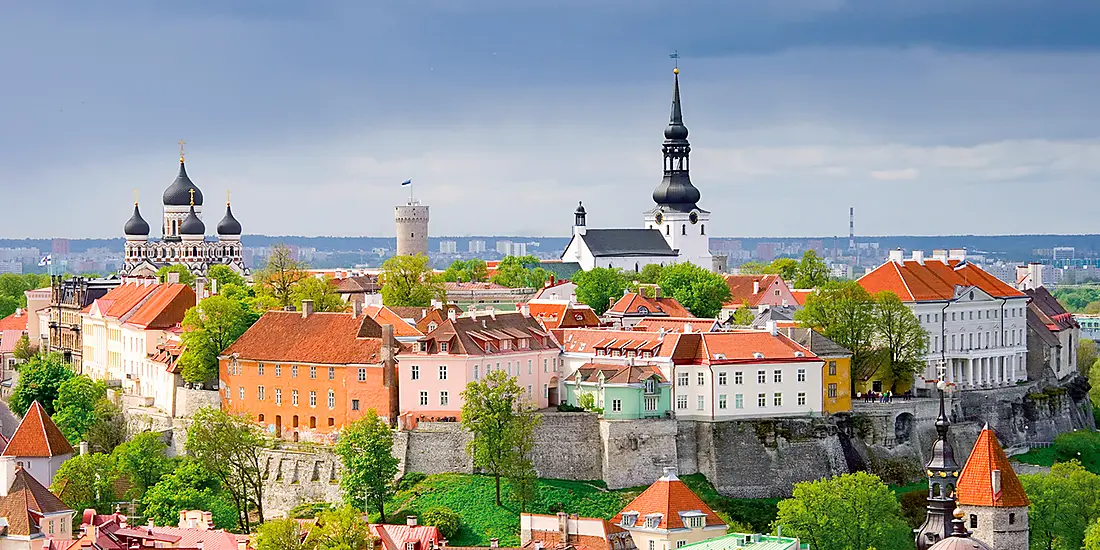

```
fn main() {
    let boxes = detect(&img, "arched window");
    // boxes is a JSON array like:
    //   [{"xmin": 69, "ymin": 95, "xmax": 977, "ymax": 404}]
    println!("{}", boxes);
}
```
[
  {"xmin": 681, "ymin": 224, "xmax": 686, "ymax": 235},
  {"xmin": 665, "ymin": 225, "xmax": 670, "ymax": 235},
  {"xmin": 932, "ymin": 484, "xmax": 941, "ymax": 497},
  {"xmin": 701, "ymin": 224, "xmax": 706, "ymax": 235},
  {"xmin": 635, "ymin": 263, "xmax": 639, "ymax": 273},
  {"xmin": 258, "ymin": 414, "xmax": 265, "ymax": 423}
]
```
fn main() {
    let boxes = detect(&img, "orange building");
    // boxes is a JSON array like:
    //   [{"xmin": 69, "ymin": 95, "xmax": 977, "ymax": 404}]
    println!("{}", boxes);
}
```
[{"xmin": 219, "ymin": 301, "xmax": 399, "ymax": 443}]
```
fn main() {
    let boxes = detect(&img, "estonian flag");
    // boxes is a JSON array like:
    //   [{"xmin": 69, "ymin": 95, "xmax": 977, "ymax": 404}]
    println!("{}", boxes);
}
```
[{"xmin": 401, "ymin": 179, "xmax": 412, "ymax": 186}]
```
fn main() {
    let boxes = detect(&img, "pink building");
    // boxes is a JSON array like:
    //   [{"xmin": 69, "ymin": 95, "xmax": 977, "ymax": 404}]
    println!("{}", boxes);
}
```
[{"xmin": 397, "ymin": 310, "xmax": 563, "ymax": 422}]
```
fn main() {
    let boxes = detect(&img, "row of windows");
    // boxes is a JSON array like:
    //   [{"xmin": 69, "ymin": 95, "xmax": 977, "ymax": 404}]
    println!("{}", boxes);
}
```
[
  {"xmin": 227, "ymin": 363, "xmax": 371, "ymax": 382},
  {"xmin": 920, "ymin": 306, "xmax": 1026, "ymax": 325},
  {"xmin": 255, "ymin": 414, "xmax": 348, "ymax": 429},
  {"xmin": 419, "ymin": 391, "xmax": 449, "ymax": 407},
  {"xmin": 676, "ymin": 392, "xmax": 808, "ymax": 410},
  {"xmin": 934, "ymin": 329, "xmax": 1024, "ymax": 352},
  {"xmin": 409, "ymin": 359, "xmax": 560, "ymax": 382},
  {"xmin": 230, "ymin": 387, "xmax": 337, "ymax": 409},
  {"xmin": 677, "ymin": 368, "xmax": 808, "ymax": 386}
]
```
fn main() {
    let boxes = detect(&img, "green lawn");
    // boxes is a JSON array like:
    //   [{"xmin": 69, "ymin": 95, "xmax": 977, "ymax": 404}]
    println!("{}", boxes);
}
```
[{"xmin": 1013, "ymin": 446, "xmax": 1059, "ymax": 468}]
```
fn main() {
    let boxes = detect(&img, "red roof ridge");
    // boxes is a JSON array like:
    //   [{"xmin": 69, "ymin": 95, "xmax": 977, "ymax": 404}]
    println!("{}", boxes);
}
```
[
  {"xmin": 2, "ymin": 401, "xmax": 75, "ymax": 458},
  {"xmin": 956, "ymin": 426, "xmax": 1029, "ymax": 508}
]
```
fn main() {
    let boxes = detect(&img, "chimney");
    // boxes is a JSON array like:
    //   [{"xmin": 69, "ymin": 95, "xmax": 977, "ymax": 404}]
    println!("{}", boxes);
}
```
[
  {"xmin": 79, "ymin": 441, "xmax": 89, "ymax": 455},
  {"xmin": 932, "ymin": 249, "xmax": 948, "ymax": 261},
  {"xmin": 148, "ymin": 519, "xmax": 155, "ymax": 527},
  {"xmin": 753, "ymin": 280, "xmax": 760, "ymax": 295},
  {"xmin": 911, "ymin": 250, "xmax": 924, "ymax": 264},
  {"xmin": 488, "ymin": 306, "xmax": 496, "ymax": 320},
  {"xmin": 447, "ymin": 308, "xmax": 457, "ymax": 321},
  {"xmin": 557, "ymin": 512, "xmax": 569, "ymax": 544},
  {"xmin": 195, "ymin": 278, "xmax": 206, "ymax": 299},
  {"xmin": 521, "ymin": 304, "xmax": 531, "ymax": 318},
  {"xmin": 431, "ymin": 299, "xmax": 443, "ymax": 309},
  {"xmin": 1029, "ymin": 263, "xmax": 1044, "ymax": 289},
  {"xmin": 353, "ymin": 300, "xmax": 363, "ymax": 318},
  {"xmin": 490, "ymin": 540, "xmax": 499, "ymax": 549},
  {"xmin": 609, "ymin": 296, "xmax": 616, "ymax": 308},
  {"xmin": 211, "ymin": 278, "xmax": 218, "ymax": 295},
  {"xmin": 0, "ymin": 456, "xmax": 15, "ymax": 497},
  {"xmin": 888, "ymin": 248, "xmax": 904, "ymax": 263},
  {"xmin": 301, "ymin": 300, "xmax": 315, "ymax": 318},
  {"xmin": 949, "ymin": 248, "xmax": 967, "ymax": 261},
  {"xmin": 663, "ymin": 466, "xmax": 678, "ymax": 480},
  {"xmin": 202, "ymin": 511, "xmax": 212, "ymax": 528},
  {"xmin": 766, "ymin": 320, "xmax": 777, "ymax": 336},
  {"xmin": 179, "ymin": 510, "xmax": 187, "ymax": 526},
  {"xmin": 683, "ymin": 323, "xmax": 692, "ymax": 334},
  {"xmin": 407, "ymin": 515, "xmax": 418, "ymax": 527},
  {"xmin": 382, "ymin": 324, "xmax": 399, "ymax": 427},
  {"xmin": 991, "ymin": 469, "xmax": 1002, "ymax": 497},
  {"xmin": 166, "ymin": 271, "xmax": 181, "ymax": 284}
]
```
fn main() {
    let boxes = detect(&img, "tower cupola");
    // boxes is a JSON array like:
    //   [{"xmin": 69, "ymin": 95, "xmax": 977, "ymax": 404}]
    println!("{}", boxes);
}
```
[
  {"xmin": 217, "ymin": 196, "xmax": 243, "ymax": 237},
  {"xmin": 651, "ymin": 68, "xmax": 701, "ymax": 213},
  {"xmin": 915, "ymin": 381, "xmax": 961, "ymax": 550},
  {"xmin": 124, "ymin": 203, "xmax": 150, "ymax": 238}
]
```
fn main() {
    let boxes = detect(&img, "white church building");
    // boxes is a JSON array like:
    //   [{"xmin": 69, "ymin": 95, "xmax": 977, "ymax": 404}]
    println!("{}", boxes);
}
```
[{"xmin": 562, "ymin": 68, "xmax": 713, "ymax": 273}]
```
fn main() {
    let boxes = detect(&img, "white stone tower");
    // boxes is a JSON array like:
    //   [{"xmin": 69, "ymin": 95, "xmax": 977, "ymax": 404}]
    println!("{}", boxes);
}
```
[
  {"xmin": 956, "ymin": 425, "xmax": 1029, "ymax": 550},
  {"xmin": 395, "ymin": 198, "xmax": 429, "ymax": 256}
]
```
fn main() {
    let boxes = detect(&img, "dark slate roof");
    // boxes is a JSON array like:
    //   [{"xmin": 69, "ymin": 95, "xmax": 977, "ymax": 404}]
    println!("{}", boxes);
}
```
[
  {"xmin": 1025, "ymin": 287, "xmax": 1078, "ymax": 331},
  {"xmin": 782, "ymin": 327, "xmax": 852, "ymax": 358},
  {"xmin": 163, "ymin": 161, "xmax": 203, "ymax": 206},
  {"xmin": 580, "ymin": 229, "xmax": 677, "ymax": 257},
  {"xmin": 180, "ymin": 206, "xmax": 205, "ymax": 235},
  {"xmin": 217, "ymin": 204, "xmax": 242, "ymax": 235},
  {"xmin": 751, "ymin": 305, "xmax": 797, "ymax": 326},
  {"xmin": 123, "ymin": 204, "xmax": 150, "ymax": 236},
  {"xmin": 1026, "ymin": 307, "xmax": 1062, "ymax": 348}
]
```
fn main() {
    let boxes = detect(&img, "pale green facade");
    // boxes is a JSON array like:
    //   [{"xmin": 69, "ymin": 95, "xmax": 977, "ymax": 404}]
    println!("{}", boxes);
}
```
[{"xmin": 565, "ymin": 379, "xmax": 671, "ymax": 420}]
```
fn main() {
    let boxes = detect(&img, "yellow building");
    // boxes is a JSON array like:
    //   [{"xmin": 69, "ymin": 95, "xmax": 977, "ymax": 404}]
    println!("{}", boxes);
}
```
[
  {"xmin": 611, "ymin": 468, "xmax": 727, "ymax": 550},
  {"xmin": 784, "ymin": 328, "xmax": 852, "ymax": 414}
]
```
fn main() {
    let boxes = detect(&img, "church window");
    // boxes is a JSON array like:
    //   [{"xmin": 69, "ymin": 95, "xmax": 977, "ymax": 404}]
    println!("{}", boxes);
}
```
[
  {"xmin": 701, "ymin": 224, "xmax": 705, "ymax": 235},
  {"xmin": 681, "ymin": 224, "xmax": 686, "ymax": 235},
  {"xmin": 666, "ymin": 225, "xmax": 670, "ymax": 235},
  {"xmin": 635, "ymin": 263, "xmax": 639, "ymax": 272},
  {"xmin": 1009, "ymin": 513, "xmax": 1015, "ymax": 524},
  {"xmin": 969, "ymin": 515, "xmax": 978, "ymax": 529}
]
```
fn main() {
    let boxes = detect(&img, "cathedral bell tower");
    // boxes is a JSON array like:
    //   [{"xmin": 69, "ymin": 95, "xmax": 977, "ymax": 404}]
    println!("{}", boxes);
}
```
[
  {"xmin": 915, "ymin": 380, "xmax": 961, "ymax": 549},
  {"xmin": 643, "ymin": 67, "xmax": 712, "ymax": 270}
]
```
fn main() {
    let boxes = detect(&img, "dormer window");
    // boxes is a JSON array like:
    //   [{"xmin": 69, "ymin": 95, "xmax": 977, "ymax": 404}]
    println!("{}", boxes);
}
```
[
  {"xmin": 645, "ymin": 378, "xmax": 657, "ymax": 394},
  {"xmin": 519, "ymin": 338, "xmax": 529, "ymax": 349},
  {"xmin": 644, "ymin": 514, "xmax": 662, "ymax": 529},
  {"xmin": 427, "ymin": 322, "xmax": 437, "ymax": 332},
  {"xmin": 406, "ymin": 542, "xmax": 417, "ymax": 550},
  {"xmin": 637, "ymin": 306, "xmax": 650, "ymax": 314},
  {"xmin": 621, "ymin": 513, "xmax": 638, "ymax": 527},
  {"xmin": 501, "ymin": 340, "xmax": 511, "ymax": 350},
  {"xmin": 419, "ymin": 342, "xmax": 429, "ymax": 353},
  {"xmin": 440, "ymin": 341, "xmax": 449, "ymax": 353}
]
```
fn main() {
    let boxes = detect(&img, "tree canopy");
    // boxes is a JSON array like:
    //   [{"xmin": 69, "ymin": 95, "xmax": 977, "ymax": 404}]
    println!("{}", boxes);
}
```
[
  {"xmin": 255, "ymin": 244, "xmax": 308, "ymax": 308},
  {"xmin": 461, "ymin": 368, "xmax": 541, "ymax": 506},
  {"xmin": 113, "ymin": 431, "xmax": 174, "ymax": 497},
  {"xmin": 254, "ymin": 518, "xmax": 312, "ymax": 550},
  {"xmin": 10, "ymin": 353, "xmax": 74, "ymax": 416},
  {"xmin": 53, "ymin": 375, "xmax": 107, "ymax": 444},
  {"xmin": 871, "ymin": 291, "xmax": 929, "ymax": 392},
  {"xmin": 155, "ymin": 264, "xmax": 196, "ymax": 287},
  {"xmin": 50, "ymin": 452, "xmax": 119, "ymax": 514},
  {"xmin": 441, "ymin": 259, "xmax": 489, "ymax": 283},
  {"xmin": 334, "ymin": 410, "xmax": 399, "ymax": 521},
  {"xmin": 179, "ymin": 293, "xmax": 260, "ymax": 384},
  {"xmin": 0, "ymin": 273, "xmax": 49, "ymax": 318},
  {"xmin": 186, "ymin": 407, "xmax": 266, "ymax": 532},
  {"xmin": 1022, "ymin": 460, "xmax": 1100, "ymax": 550},
  {"xmin": 207, "ymin": 265, "xmax": 248, "ymax": 290},
  {"xmin": 574, "ymin": 268, "xmax": 627, "ymax": 315},
  {"xmin": 657, "ymin": 263, "xmax": 732, "ymax": 318},
  {"xmin": 793, "ymin": 250, "xmax": 830, "ymax": 289},
  {"xmin": 774, "ymin": 471, "xmax": 911, "ymax": 550},
  {"xmin": 796, "ymin": 281, "xmax": 878, "ymax": 384},
  {"xmin": 304, "ymin": 506, "xmax": 375, "ymax": 550},
  {"xmin": 143, "ymin": 460, "xmax": 238, "ymax": 529},
  {"xmin": 380, "ymin": 254, "xmax": 444, "ymax": 307},
  {"xmin": 290, "ymin": 275, "xmax": 347, "ymax": 313},
  {"xmin": 491, "ymin": 256, "xmax": 550, "ymax": 289}
]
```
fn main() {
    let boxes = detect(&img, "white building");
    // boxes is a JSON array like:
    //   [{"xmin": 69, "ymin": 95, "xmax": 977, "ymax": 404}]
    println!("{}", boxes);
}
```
[
  {"xmin": 82, "ymin": 279, "xmax": 196, "ymax": 413},
  {"xmin": 859, "ymin": 250, "xmax": 1029, "ymax": 393},
  {"xmin": 438, "ymin": 240, "xmax": 458, "ymax": 254},
  {"xmin": 561, "ymin": 69, "xmax": 712, "ymax": 274},
  {"xmin": 0, "ymin": 401, "xmax": 74, "ymax": 489},
  {"xmin": 468, "ymin": 240, "xmax": 487, "ymax": 254}
]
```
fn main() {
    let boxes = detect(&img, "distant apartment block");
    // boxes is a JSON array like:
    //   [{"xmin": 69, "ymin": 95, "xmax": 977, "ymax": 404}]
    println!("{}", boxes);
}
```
[
  {"xmin": 468, "ymin": 240, "xmax": 487, "ymax": 254},
  {"xmin": 1052, "ymin": 246, "xmax": 1075, "ymax": 261},
  {"xmin": 439, "ymin": 240, "xmax": 458, "ymax": 254},
  {"xmin": 496, "ymin": 240, "xmax": 526, "ymax": 256},
  {"xmin": 0, "ymin": 262, "xmax": 22, "ymax": 275}
]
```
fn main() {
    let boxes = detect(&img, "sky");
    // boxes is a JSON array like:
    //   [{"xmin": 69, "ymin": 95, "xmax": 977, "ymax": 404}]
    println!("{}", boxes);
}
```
[{"xmin": 2, "ymin": 1, "xmax": 1100, "ymax": 239}]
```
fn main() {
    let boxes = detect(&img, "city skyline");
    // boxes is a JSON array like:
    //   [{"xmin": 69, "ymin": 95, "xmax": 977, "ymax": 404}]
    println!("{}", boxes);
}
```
[{"xmin": 2, "ymin": 1, "xmax": 1100, "ymax": 239}]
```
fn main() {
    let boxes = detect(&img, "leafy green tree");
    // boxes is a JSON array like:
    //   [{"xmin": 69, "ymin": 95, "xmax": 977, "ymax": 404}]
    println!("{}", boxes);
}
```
[
  {"xmin": 794, "ymin": 250, "xmax": 829, "ymax": 289},
  {"xmin": 113, "ymin": 431, "xmax": 174, "ymax": 497},
  {"xmin": 87, "ymin": 398, "xmax": 128, "ymax": 454},
  {"xmin": 441, "ymin": 260, "xmax": 489, "ymax": 283},
  {"xmin": 0, "ymin": 295, "xmax": 19, "ymax": 319},
  {"xmin": 657, "ymin": 263, "xmax": 732, "ymax": 318},
  {"xmin": 156, "ymin": 264, "xmax": 196, "ymax": 287},
  {"xmin": 53, "ymin": 375, "xmax": 107, "ymax": 444},
  {"xmin": 1079, "ymin": 338, "xmax": 1097, "ymax": 376},
  {"xmin": 179, "ymin": 293, "xmax": 260, "ymax": 384},
  {"xmin": 255, "ymin": 244, "xmax": 308, "ymax": 308},
  {"xmin": 738, "ymin": 261, "xmax": 767, "ymax": 275},
  {"xmin": 731, "ymin": 302, "xmax": 755, "ymax": 325},
  {"xmin": 50, "ymin": 452, "xmax": 119, "ymax": 513},
  {"xmin": 254, "ymin": 517, "xmax": 312, "ymax": 550},
  {"xmin": 304, "ymin": 506, "xmax": 375, "ymax": 550},
  {"xmin": 207, "ymin": 264, "xmax": 248, "ymax": 290},
  {"xmin": 767, "ymin": 258, "xmax": 799, "ymax": 281},
  {"xmin": 491, "ymin": 255, "xmax": 549, "ymax": 289},
  {"xmin": 574, "ymin": 268, "xmax": 627, "ymax": 315},
  {"xmin": 636, "ymin": 263, "xmax": 665, "ymax": 284},
  {"xmin": 795, "ymin": 281, "xmax": 876, "ymax": 386},
  {"xmin": 380, "ymin": 255, "xmax": 444, "ymax": 307},
  {"xmin": 509, "ymin": 458, "xmax": 539, "ymax": 512},
  {"xmin": 1021, "ymin": 460, "xmax": 1100, "ymax": 550},
  {"xmin": 774, "ymin": 471, "xmax": 910, "ymax": 550},
  {"xmin": 1086, "ymin": 517, "xmax": 1100, "ymax": 550},
  {"xmin": 290, "ymin": 275, "xmax": 347, "ymax": 313},
  {"xmin": 12, "ymin": 334, "xmax": 36, "ymax": 362},
  {"xmin": 871, "ymin": 292, "xmax": 929, "ymax": 392},
  {"xmin": 421, "ymin": 507, "xmax": 462, "ymax": 540},
  {"xmin": 461, "ymin": 368, "xmax": 542, "ymax": 506},
  {"xmin": 186, "ymin": 407, "xmax": 266, "ymax": 532},
  {"xmin": 334, "ymin": 410, "xmax": 399, "ymax": 521},
  {"xmin": 144, "ymin": 460, "xmax": 238, "ymax": 529},
  {"xmin": 10, "ymin": 353, "xmax": 74, "ymax": 416}
]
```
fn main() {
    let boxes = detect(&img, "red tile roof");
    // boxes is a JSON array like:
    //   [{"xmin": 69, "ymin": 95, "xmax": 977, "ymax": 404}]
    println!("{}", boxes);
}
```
[
  {"xmin": 363, "ymin": 305, "xmax": 424, "ymax": 338},
  {"xmin": 559, "ymin": 329, "xmax": 683, "ymax": 359},
  {"xmin": 413, "ymin": 312, "xmax": 555, "ymax": 356},
  {"xmin": 608, "ymin": 294, "xmax": 693, "ymax": 318},
  {"xmin": 2, "ymin": 401, "xmax": 74, "ymax": 458},
  {"xmin": 0, "ymin": 466, "xmax": 72, "ymax": 536},
  {"xmin": 612, "ymin": 471, "xmax": 724, "ymax": 530},
  {"xmin": 522, "ymin": 514, "xmax": 633, "ymax": 550},
  {"xmin": 790, "ymin": 289, "xmax": 813, "ymax": 307},
  {"xmin": 723, "ymin": 275, "xmax": 784, "ymax": 307},
  {"xmin": 574, "ymin": 363, "xmax": 666, "ymax": 384},
  {"xmin": 634, "ymin": 318, "xmax": 718, "ymax": 333},
  {"xmin": 0, "ymin": 310, "xmax": 29, "ymax": 332},
  {"xmin": 527, "ymin": 301, "xmax": 602, "ymax": 330},
  {"xmin": 691, "ymin": 331, "xmax": 818, "ymax": 364},
  {"xmin": 956, "ymin": 426, "xmax": 1029, "ymax": 508},
  {"xmin": 371, "ymin": 523, "xmax": 442, "ymax": 550},
  {"xmin": 222, "ymin": 311, "xmax": 388, "ymax": 365},
  {"xmin": 858, "ymin": 259, "xmax": 1024, "ymax": 302},
  {"xmin": 89, "ymin": 283, "xmax": 195, "ymax": 329}
]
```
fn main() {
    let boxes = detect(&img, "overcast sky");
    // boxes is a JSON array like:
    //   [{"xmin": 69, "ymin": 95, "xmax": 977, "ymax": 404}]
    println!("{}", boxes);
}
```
[{"xmin": 2, "ymin": 1, "xmax": 1099, "ymax": 239}]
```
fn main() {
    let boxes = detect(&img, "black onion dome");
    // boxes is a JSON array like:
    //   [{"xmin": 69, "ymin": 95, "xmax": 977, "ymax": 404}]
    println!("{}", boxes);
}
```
[
  {"xmin": 180, "ymin": 205, "xmax": 205, "ymax": 235},
  {"xmin": 124, "ymin": 204, "xmax": 150, "ymax": 236},
  {"xmin": 163, "ymin": 161, "xmax": 204, "ymax": 206},
  {"xmin": 575, "ymin": 201, "xmax": 586, "ymax": 215},
  {"xmin": 217, "ymin": 204, "xmax": 242, "ymax": 235}
]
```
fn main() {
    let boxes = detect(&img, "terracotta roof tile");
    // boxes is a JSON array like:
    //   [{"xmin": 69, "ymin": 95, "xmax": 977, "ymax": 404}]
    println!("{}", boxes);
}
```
[
  {"xmin": 608, "ymin": 294, "xmax": 693, "ymax": 318},
  {"xmin": 223, "ymin": 311, "xmax": 386, "ymax": 365},
  {"xmin": 697, "ymin": 332, "xmax": 818, "ymax": 364},
  {"xmin": 370, "ymin": 524, "xmax": 442, "ymax": 550},
  {"xmin": 2, "ymin": 401, "xmax": 74, "ymax": 458},
  {"xmin": 560, "ymin": 329, "xmax": 678, "ymax": 358},
  {"xmin": 634, "ymin": 318, "xmax": 718, "ymax": 333},
  {"xmin": 0, "ymin": 467, "xmax": 72, "ymax": 536},
  {"xmin": 414, "ymin": 312, "xmax": 555, "ymax": 356},
  {"xmin": 859, "ymin": 259, "xmax": 1024, "ymax": 302},
  {"xmin": 790, "ymin": 289, "xmax": 813, "ymax": 307},
  {"xmin": 0, "ymin": 311, "xmax": 29, "ymax": 332},
  {"xmin": 527, "ymin": 301, "xmax": 602, "ymax": 330},
  {"xmin": 124, "ymin": 284, "xmax": 195, "ymax": 329},
  {"xmin": 723, "ymin": 275, "xmax": 784, "ymax": 308},
  {"xmin": 363, "ymin": 305, "xmax": 424, "ymax": 338},
  {"xmin": 956, "ymin": 427, "xmax": 1029, "ymax": 508},
  {"xmin": 613, "ymin": 472, "xmax": 724, "ymax": 530}
]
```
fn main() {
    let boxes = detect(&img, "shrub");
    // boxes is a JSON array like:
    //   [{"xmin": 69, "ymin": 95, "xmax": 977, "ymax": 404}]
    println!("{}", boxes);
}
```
[
  {"xmin": 898, "ymin": 490, "xmax": 928, "ymax": 528},
  {"xmin": 398, "ymin": 472, "xmax": 427, "ymax": 492},
  {"xmin": 556, "ymin": 403, "xmax": 584, "ymax": 413},
  {"xmin": 288, "ymin": 501, "xmax": 336, "ymax": 519},
  {"xmin": 422, "ymin": 507, "xmax": 462, "ymax": 540},
  {"xmin": 1053, "ymin": 430, "xmax": 1100, "ymax": 474}
]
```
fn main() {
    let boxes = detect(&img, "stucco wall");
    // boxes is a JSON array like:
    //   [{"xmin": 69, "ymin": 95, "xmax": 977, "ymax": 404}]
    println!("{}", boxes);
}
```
[
  {"xmin": 260, "ymin": 447, "xmax": 344, "ymax": 518},
  {"xmin": 175, "ymin": 387, "xmax": 221, "ymax": 418}
]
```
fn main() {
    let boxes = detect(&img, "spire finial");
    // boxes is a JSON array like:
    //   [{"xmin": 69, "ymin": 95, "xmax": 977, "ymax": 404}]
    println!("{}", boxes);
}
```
[
  {"xmin": 670, "ymin": 50, "xmax": 679, "ymax": 72},
  {"xmin": 227, "ymin": 189, "xmax": 231, "ymax": 206},
  {"xmin": 178, "ymin": 139, "xmax": 186, "ymax": 163},
  {"xmin": 189, "ymin": 188, "xmax": 195, "ymax": 206},
  {"xmin": 133, "ymin": 189, "xmax": 139, "ymax": 206}
]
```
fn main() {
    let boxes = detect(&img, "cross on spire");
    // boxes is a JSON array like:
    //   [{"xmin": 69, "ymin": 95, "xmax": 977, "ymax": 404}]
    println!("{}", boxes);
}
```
[
  {"xmin": 178, "ymin": 139, "xmax": 186, "ymax": 162},
  {"xmin": 133, "ymin": 189, "xmax": 139, "ymax": 206},
  {"xmin": 189, "ymin": 188, "xmax": 195, "ymax": 206},
  {"xmin": 227, "ymin": 189, "xmax": 231, "ymax": 206},
  {"xmin": 670, "ymin": 50, "xmax": 679, "ymax": 70}
]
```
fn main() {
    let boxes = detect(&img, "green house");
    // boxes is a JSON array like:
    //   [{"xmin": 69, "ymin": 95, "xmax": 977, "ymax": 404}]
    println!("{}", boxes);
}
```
[{"xmin": 565, "ymin": 362, "xmax": 671, "ymax": 419}]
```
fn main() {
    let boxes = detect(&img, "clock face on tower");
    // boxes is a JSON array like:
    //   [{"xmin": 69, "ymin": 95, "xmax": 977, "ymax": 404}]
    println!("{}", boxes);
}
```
[
  {"xmin": 689, "ymin": 211, "xmax": 699, "ymax": 224},
  {"xmin": 654, "ymin": 212, "xmax": 664, "ymax": 225}
]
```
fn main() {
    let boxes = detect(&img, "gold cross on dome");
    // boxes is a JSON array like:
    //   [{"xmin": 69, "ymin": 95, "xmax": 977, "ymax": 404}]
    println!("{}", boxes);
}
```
[
  {"xmin": 178, "ymin": 139, "xmax": 186, "ymax": 162},
  {"xmin": 133, "ymin": 189, "xmax": 139, "ymax": 206},
  {"xmin": 189, "ymin": 188, "xmax": 195, "ymax": 206},
  {"xmin": 227, "ymin": 189, "xmax": 231, "ymax": 205}
]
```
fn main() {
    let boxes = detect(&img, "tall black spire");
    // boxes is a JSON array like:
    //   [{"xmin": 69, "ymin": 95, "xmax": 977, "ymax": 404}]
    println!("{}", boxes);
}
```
[
  {"xmin": 915, "ymin": 382, "xmax": 961, "ymax": 550},
  {"xmin": 651, "ymin": 68, "xmax": 701, "ymax": 213}
]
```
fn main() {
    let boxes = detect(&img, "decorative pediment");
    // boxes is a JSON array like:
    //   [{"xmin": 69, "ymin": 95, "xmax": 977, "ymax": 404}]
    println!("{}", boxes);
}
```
[{"xmin": 953, "ymin": 285, "xmax": 995, "ymax": 302}]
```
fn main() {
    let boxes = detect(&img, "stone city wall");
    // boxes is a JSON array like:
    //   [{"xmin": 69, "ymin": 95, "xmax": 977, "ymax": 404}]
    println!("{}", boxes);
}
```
[
  {"xmin": 261, "ymin": 447, "xmax": 344, "ymax": 518},
  {"xmin": 175, "ymin": 388, "xmax": 222, "ymax": 418}
]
